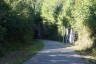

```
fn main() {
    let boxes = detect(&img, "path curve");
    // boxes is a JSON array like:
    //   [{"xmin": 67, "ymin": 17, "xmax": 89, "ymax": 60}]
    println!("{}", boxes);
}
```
[{"xmin": 23, "ymin": 40, "xmax": 86, "ymax": 64}]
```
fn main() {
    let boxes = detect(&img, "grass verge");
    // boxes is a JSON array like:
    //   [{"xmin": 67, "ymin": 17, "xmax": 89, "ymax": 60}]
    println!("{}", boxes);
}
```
[
  {"xmin": 0, "ymin": 40, "xmax": 44, "ymax": 64},
  {"xmin": 75, "ymin": 49, "xmax": 96, "ymax": 64}
]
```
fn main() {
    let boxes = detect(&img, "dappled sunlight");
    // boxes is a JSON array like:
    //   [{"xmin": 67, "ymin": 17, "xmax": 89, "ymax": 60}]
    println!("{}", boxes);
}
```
[
  {"xmin": 49, "ymin": 59, "xmax": 67, "ymax": 62},
  {"xmin": 48, "ymin": 59, "xmax": 85, "ymax": 64},
  {"xmin": 49, "ymin": 54, "xmax": 81, "ymax": 58},
  {"xmin": 39, "ymin": 47, "xmax": 73, "ymax": 53},
  {"xmin": 1, "ymin": 0, "xmax": 96, "ymax": 64},
  {"xmin": 23, "ymin": 40, "xmax": 86, "ymax": 64}
]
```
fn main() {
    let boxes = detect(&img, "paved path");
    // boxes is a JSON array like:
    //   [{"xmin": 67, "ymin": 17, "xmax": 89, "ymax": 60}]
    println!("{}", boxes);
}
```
[{"xmin": 23, "ymin": 40, "xmax": 86, "ymax": 64}]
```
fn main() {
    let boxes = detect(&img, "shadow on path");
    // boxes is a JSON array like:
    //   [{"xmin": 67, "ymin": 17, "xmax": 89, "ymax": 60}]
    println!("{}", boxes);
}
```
[{"xmin": 23, "ymin": 40, "xmax": 86, "ymax": 64}]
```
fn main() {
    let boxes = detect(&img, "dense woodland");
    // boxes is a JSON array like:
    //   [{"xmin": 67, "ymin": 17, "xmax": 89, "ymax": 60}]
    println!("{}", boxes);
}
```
[{"xmin": 0, "ymin": 0, "xmax": 96, "ymax": 58}]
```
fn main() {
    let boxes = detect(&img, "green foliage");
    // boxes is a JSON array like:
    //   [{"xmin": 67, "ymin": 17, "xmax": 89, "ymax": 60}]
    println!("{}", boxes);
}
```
[
  {"xmin": 0, "ymin": 40, "xmax": 44, "ymax": 64},
  {"xmin": 43, "ymin": 23, "xmax": 59, "ymax": 40},
  {"xmin": 0, "ymin": 0, "xmax": 36, "ymax": 55},
  {"xmin": 0, "ymin": 0, "xmax": 96, "ymax": 56},
  {"xmin": 40, "ymin": 0, "xmax": 96, "ymax": 50},
  {"xmin": 41, "ymin": 0, "xmax": 59, "ymax": 23}
]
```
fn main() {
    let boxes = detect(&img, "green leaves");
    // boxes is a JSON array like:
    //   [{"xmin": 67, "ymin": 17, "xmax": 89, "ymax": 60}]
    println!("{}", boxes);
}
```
[{"xmin": 0, "ymin": 0, "xmax": 96, "ymax": 50}]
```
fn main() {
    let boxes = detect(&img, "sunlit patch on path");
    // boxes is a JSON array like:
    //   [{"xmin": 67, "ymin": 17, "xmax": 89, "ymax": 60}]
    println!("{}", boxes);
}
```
[{"xmin": 23, "ymin": 40, "xmax": 86, "ymax": 64}]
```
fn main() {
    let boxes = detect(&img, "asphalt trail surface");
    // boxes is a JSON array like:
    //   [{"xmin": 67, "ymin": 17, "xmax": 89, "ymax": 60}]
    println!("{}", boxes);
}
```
[{"xmin": 23, "ymin": 40, "xmax": 86, "ymax": 64}]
